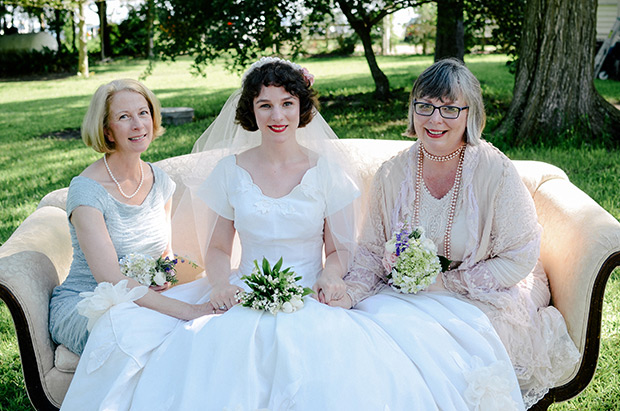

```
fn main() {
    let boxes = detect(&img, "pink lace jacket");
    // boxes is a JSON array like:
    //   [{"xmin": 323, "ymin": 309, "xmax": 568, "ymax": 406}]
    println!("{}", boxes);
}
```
[
  {"xmin": 345, "ymin": 141, "xmax": 580, "ymax": 408},
  {"xmin": 346, "ymin": 141, "xmax": 541, "ymax": 304}
]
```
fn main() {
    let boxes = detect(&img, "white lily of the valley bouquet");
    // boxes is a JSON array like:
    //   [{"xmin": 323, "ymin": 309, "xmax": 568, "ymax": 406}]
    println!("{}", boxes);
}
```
[
  {"xmin": 383, "ymin": 226, "xmax": 450, "ymax": 294},
  {"xmin": 239, "ymin": 257, "xmax": 314, "ymax": 315}
]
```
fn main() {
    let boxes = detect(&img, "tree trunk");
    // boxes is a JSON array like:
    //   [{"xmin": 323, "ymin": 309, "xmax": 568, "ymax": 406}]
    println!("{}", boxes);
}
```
[
  {"xmin": 335, "ymin": 0, "xmax": 391, "ymax": 100},
  {"xmin": 72, "ymin": 12, "xmax": 77, "ymax": 52},
  {"xmin": 146, "ymin": 0, "xmax": 155, "ymax": 58},
  {"xmin": 382, "ymin": 15, "xmax": 391, "ymax": 56},
  {"xmin": 96, "ymin": 0, "xmax": 110, "ymax": 59},
  {"xmin": 77, "ymin": 1, "xmax": 89, "ymax": 77},
  {"xmin": 434, "ymin": 0, "xmax": 464, "ymax": 62},
  {"xmin": 496, "ymin": 0, "xmax": 620, "ymax": 146},
  {"xmin": 53, "ymin": 9, "xmax": 62, "ymax": 52},
  {"xmin": 358, "ymin": 26, "xmax": 391, "ymax": 99}
]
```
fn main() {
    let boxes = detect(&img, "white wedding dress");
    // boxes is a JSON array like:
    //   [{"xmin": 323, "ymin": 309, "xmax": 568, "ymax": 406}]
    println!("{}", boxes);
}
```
[{"xmin": 61, "ymin": 155, "xmax": 524, "ymax": 411}]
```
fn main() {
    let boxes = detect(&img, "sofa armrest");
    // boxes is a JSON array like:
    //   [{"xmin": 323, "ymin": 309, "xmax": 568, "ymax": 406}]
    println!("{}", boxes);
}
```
[
  {"xmin": 533, "ymin": 177, "xmax": 620, "ymax": 403},
  {"xmin": 0, "ymin": 206, "xmax": 73, "ymax": 409}
]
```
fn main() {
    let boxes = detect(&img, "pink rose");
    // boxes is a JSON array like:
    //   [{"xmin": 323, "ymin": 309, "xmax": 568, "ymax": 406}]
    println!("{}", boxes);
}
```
[
  {"xmin": 300, "ymin": 67, "xmax": 315, "ymax": 87},
  {"xmin": 382, "ymin": 251, "xmax": 398, "ymax": 273}
]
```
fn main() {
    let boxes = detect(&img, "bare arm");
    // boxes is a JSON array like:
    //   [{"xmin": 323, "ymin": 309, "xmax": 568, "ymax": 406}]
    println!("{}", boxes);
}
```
[
  {"xmin": 314, "ymin": 219, "xmax": 350, "ymax": 305},
  {"xmin": 72, "ymin": 206, "xmax": 214, "ymax": 320},
  {"xmin": 204, "ymin": 215, "xmax": 243, "ymax": 310}
]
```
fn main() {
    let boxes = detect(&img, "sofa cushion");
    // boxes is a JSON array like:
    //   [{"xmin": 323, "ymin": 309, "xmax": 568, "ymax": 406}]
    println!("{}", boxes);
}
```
[{"xmin": 54, "ymin": 344, "xmax": 79, "ymax": 373}]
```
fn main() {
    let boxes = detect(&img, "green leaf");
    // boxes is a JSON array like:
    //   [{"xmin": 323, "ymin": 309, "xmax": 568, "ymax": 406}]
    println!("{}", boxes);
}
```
[
  {"xmin": 262, "ymin": 257, "xmax": 271, "ymax": 275},
  {"xmin": 273, "ymin": 257, "xmax": 283, "ymax": 273},
  {"xmin": 438, "ymin": 255, "xmax": 452, "ymax": 272}
]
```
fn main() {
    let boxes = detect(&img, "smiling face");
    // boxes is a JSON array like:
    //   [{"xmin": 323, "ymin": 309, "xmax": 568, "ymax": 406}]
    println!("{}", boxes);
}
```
[
  {"xmin": 253, "ymin": 85, "xmax": 300, "ymax": 144},
  {"xmin": 412, "ymin": 96, "xmax": 468, "ymax": 155},
  {"xmin": 104, "ymin": 89, "xmax": 154, "ymax": 155}
]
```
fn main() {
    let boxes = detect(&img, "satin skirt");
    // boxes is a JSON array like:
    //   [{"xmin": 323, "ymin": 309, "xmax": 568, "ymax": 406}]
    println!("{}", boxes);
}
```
[{"xmin": 61, "ymin": 278, "xmax": 524, "ymax": 411}]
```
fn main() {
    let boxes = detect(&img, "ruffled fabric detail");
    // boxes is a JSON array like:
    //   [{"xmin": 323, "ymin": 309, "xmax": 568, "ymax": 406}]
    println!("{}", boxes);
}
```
[
  {"xmin": 463, "ymin": 357, "xmax": 520, "ymax": 411},
  {"xmin": 77, "ymin": 280, "xmax": 148, "ymax": 331}
]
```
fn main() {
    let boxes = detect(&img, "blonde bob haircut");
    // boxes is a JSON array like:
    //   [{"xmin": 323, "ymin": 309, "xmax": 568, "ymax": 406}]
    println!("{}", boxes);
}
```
[
  {"xmin": 405, "ymin": 58, "xmax": 486, "ymax": 145},
  {"xmin": 81, "ymin": 79, "xmax": 164, "ymax": 153}
]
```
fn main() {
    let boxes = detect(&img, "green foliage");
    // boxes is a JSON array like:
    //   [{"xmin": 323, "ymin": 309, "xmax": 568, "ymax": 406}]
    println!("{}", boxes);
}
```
[
  {"xmin": 465, "ymin": 0, "xmax": 525, "ymax": 62},
  {"xmin": 0, "ymin": 46, "xmax": 76, "ymax": 77},
  {"xmin": 153, "ymin": 0, "xmax": 305, "ymax": 74},
  {"xmin": 109, "ymin": 4, "xmax": 149, "ymax": 58},
  {"xmin": 403, "ymin": 3, "xmax": 437, "ymax": 55}
]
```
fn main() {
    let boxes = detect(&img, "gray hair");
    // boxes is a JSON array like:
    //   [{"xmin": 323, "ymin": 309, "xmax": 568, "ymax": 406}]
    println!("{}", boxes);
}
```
[{"xmin": 405, "ymin": 58, "xmax": 485, "ymax": 145}]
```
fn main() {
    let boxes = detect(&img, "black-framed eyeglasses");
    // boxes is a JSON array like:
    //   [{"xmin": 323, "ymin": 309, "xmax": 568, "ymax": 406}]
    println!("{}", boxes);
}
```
[{"xmin": 413, "ymin": 101, "xmax": 469, "ymax": 119}]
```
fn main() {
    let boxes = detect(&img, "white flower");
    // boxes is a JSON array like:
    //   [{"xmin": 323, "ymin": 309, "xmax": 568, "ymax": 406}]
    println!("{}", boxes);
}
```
[
  {"xmin": 385, "ymin": 238, "xmax": 397, "ymax": 254},
  {"xmin": 281, "ymin": 301, "xmax": 294, "ymax": 313},
  {"xmin": 290, "ymin": 295, "xmax": 304, "ymax": 309},
  {"xmin": 152, "ymin": 270, "xmax": 166, "ymax": 286},
  {"xmin": 421, "ymin": 237, "xmax": 438, "ymax": 253}
]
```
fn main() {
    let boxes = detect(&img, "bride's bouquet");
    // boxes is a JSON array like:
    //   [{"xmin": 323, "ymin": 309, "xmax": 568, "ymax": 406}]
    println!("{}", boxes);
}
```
[
  {"xmin": 239, "ymin": 257, "xmax": 314, "ymax": 315},
  {"xmin": 119, "ymin": 253, "xmax": 178, "ymax": 287},
  {"xmin": 383, "ymin": 226, "xmax": 450, "ymax": 294}
]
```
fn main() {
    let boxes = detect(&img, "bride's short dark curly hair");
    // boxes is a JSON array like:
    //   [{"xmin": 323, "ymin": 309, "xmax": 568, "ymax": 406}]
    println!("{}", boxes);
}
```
[{"xmin": 236, "ymin": 60, "xmax": 318, "ymax": 131}]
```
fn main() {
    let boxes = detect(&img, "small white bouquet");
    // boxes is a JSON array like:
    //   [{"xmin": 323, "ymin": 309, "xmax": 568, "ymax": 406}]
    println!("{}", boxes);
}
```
[
  {"xmin": 119, "ymin": 253, "xmax": 178, "ymax": 287},
  {"xmin": 383, "ymin": 226, "xmax": 450, "ymax": 294},
  {"xmin": 239, "ymin": 257, "xmax": 314, "ymax": 315}
]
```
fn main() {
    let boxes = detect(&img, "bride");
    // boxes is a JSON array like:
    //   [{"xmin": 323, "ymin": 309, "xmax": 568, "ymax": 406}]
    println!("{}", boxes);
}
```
[{"xmin": 61, "ymin": 58, "xmax": 524, "ymax": 410}]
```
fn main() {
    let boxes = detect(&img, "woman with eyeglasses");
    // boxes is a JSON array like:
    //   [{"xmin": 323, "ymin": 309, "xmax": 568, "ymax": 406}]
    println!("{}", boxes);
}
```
[{"xmin": 334, "ymin": 58, "xmax": 580, "ymax": 409}]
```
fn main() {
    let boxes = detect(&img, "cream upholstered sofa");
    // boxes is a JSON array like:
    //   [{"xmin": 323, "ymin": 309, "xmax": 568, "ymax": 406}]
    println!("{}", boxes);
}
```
[{"xmin": 1, "ymin": 139, "xmax": 619, "ymax": 410}]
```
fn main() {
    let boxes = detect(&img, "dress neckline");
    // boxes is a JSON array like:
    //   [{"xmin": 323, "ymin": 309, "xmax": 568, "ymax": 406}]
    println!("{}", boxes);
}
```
[
  {"xmin": 422, "ymin": 179, "xmax": 454, "ymax": 201},
  {"xmin": 76, "ymin": 163, "xmax": 156, "ymax": 207},
  {"xmin": 233, "ymin": 155, "xmax": 319, "ymax": 200}
]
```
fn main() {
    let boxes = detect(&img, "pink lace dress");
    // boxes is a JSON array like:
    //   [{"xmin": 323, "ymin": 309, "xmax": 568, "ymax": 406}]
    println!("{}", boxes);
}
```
[{"xmin": 346, "ymin": 141, "xmax": 580, "ymax": 409}]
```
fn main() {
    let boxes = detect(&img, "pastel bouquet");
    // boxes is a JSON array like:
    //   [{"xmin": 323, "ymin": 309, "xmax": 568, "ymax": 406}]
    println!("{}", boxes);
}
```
[
  {"xmin": 383, "ymin": 226, "xmax": 450, "ymax": 294},
  {"xmin": 239, "ymin": 257, "xmax": 314, "ymax": 315},
  {"xmin": 119, "ymin": 253, "xmax": 178, "ymax": 287}
]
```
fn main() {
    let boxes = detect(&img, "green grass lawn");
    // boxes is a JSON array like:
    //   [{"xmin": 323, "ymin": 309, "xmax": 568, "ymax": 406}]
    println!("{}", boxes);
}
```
[{"xmin": 1, "ymin": 54, "xmax": 619, "ymax": 410}]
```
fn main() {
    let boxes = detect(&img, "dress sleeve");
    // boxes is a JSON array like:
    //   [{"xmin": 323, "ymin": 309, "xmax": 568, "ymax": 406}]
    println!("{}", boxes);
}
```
[
  {"xmin": 319, "ymin": 157, "xmax": 361, "ymax": 217},
  {"xmin": 152, "ymin": 164, "xmax": 176, "ymax": 203},
  {"xmin": 197, "ymin": 156, "xmax": 234, "ymax": 220},
  {"xmin": 66, "ymin": 177, "xmax": 107, "ymax": 220},
  {"xmin": 443, "ymin": 159, "xmax": 541, "ymax": 300},
  {"xmin": 344, "ymin": 168, "xmax": 390, "ymax": 306}
]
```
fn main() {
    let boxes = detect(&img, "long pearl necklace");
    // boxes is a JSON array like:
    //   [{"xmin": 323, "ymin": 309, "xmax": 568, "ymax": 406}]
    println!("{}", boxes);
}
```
[
  {"xmin": 413, "ymin": 143, "xmax": 466, "ymax": 260},
  {"xmin": 103, "ymin": 154, "xmax": 144, "ymax": 199}
]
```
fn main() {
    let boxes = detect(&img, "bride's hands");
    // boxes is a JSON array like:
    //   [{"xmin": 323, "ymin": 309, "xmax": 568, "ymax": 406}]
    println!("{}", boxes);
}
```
[
  {"xmin": 313, "ymin": 272, "xmax": 347, "ymax": 306},
  {"xmin": 210, "ymin": 283, "xmax": 243, "ymax": 312},
  {"xmin": 328, "ymin": 293, "xmax": 352, "ymax": 309}
]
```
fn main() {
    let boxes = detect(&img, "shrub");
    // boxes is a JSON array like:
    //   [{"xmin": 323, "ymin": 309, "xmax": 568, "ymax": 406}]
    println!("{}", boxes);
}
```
[{"xmin": 0, "ymin": 46, "xmax": 77, "ymax": 77}]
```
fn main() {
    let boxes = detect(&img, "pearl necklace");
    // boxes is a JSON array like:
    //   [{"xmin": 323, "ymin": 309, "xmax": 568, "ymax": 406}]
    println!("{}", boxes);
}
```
[
  {"xmin": 103, "ymin": 154, "xmax": 144, "ymax": 199},
  {"xmin": 413, "ymin": 144, "xmax": 466, "ymax": 260},
  {"xmin": 421, "ymin": 143, "xmax": 465, "ymax": 162}
]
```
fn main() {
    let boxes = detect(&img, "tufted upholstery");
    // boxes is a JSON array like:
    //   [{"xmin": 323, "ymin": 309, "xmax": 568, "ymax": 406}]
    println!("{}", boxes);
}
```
[{"xmin": 1, "ymin": 139, "xmax": 619, "ymax": 410}]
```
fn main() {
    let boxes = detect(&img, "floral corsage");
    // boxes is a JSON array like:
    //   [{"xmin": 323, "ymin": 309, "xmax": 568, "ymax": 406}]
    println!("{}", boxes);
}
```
[
  {"xmin": 239, "ymin": 257, "xmax": 314, "ymax": 315},
  {"xmin": 119, "ymin": 253, "xmax": 178, "ymax": 287},
  {"xmin": 383, "ymin": 226, "xmax": 450, "ymax": 294}
]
